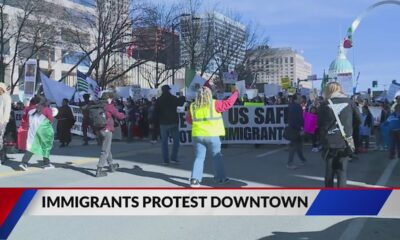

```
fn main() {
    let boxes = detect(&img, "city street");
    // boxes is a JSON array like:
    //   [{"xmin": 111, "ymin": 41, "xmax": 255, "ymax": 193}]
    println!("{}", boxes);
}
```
[{"xmin": 1, "ymin": 137, "xmax": 399, "ymax": 240}]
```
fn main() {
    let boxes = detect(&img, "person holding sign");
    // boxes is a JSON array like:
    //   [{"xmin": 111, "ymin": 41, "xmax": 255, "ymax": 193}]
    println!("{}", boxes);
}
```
[{"xmin": 187, "ymin": 86, "xmax": 239, "ymax": 187}]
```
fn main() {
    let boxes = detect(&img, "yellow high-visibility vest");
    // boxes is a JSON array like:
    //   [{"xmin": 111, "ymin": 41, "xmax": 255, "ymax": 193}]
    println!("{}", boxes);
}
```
[{"xmin": 190, "ymin": 100, "xmax": 225, "ymax": 137}]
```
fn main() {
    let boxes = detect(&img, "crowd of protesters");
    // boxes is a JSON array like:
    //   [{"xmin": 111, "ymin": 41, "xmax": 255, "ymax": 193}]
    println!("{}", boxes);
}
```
[{"xmin": 1, "ymin": 80, "xmax": 400, "ymax": 187}]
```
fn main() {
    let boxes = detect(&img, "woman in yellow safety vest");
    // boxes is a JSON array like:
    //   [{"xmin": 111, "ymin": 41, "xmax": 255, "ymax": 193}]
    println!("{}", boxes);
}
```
[{"xmin": 187, "ymin": 86, "xmax": 239, "ymax": 187}]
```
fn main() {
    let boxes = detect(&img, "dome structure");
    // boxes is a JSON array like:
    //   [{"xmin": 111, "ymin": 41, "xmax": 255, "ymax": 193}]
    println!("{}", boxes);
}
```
[{"xmin": 328, "ymin": 44, "xmax": 353, "ymax": 77}]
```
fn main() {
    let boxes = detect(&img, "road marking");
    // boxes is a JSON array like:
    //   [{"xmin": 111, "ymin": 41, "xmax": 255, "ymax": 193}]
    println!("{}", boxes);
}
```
[
  {"xmin": 338, "ymin": 157, "xmax": 399, "ymax": 240},
  {"xmin": 256, "ymin": 147, "xmax": 287, "ymax": 158},
  {"xmin": 0, "ymin": 147, "xmax": 159, "ymax": 179}
]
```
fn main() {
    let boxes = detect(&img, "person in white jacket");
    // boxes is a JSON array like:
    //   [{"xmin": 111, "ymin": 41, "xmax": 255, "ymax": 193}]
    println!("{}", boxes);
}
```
[{"xmin": 0, "ymin": 83, "xmax": 11, "ymax": 164}]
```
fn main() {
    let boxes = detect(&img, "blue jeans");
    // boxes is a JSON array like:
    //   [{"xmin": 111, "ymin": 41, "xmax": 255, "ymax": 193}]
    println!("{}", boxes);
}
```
[
  {"xmin": 160, "ymin": 124, "xmax": 180, "ymax": 163},
  {"xmin": 191, "ymin": 136, "xmax": 226, "ymax": 182}
]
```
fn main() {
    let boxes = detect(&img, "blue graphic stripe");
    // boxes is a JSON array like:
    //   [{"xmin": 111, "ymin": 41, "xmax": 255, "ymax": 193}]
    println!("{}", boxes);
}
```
[
  {"xmin": 0, "ymin": 190, "xmax": 37, "ymax": 240},
  {"xmin": 306, "ymin": 189, "xmax": 392, "ymax": 216}
]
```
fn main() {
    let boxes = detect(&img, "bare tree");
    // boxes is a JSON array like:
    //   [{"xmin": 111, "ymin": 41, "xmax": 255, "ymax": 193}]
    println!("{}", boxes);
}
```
[
  {"xmin": 133, "ymin": 2, "xmax": 186, "ymax": 88},
  {"xmin": 63, "ymin": 0, "xmax": 150, "ymax": 88},
  {"xmin": 179, "ymin": 0, "xmax": 216, "ymax": 76},
  {"xmin": 0, "ymin": 0, "xmax": 57, "ymax": 93}
]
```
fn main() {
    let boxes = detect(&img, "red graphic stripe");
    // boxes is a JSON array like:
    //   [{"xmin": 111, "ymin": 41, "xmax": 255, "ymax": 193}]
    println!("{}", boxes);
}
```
[{"xmin": 0, "ymin": 189, "xmax": 24, "ymax": 227}]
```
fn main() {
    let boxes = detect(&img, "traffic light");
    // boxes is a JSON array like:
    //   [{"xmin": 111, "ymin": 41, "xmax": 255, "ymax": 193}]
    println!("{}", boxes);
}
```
[{"xmin": 372, "ymin": 80, "xmax": 378, "ymax": 88}]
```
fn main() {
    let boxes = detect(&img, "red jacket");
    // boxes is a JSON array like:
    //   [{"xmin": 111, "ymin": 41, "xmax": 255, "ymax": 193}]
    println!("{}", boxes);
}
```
[
  {"xmin": 104, "ymin": 103, "xmax": 125, "ymax": 132},
  {"xmin": 187, "ymin": 91, "xmax": 239, "ymax": 124}
]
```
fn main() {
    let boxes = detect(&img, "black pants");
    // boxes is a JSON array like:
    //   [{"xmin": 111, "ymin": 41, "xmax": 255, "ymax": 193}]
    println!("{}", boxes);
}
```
[
  {"xmin": 310, "ymin": 133, "xmax": 318, "ymax": 148},
  {"xmin": 287, "ymin": 138, "xmax": 306, "ymax": 165},
  {"xmin": 324, "ymin": 150, "xmax": 348, "ymax": 187},
  {"xmin": 22, "ymin": 151, "xmax": 50, "ymax": 165}
]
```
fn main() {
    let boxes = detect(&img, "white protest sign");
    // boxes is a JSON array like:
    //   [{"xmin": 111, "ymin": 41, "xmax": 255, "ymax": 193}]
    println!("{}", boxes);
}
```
[
  {"xmin": 169, "ymin": 85, "xmax": 180, "ymax": 96},
  {"xmin": 223, "ymin": 71, "xmax": 238, "ymax": 84},
  {"xmin": 235, "ymin": 80, "xmax": 246, "ymax": 97},
  {"xmin": 130, "ymin": 86, "xmax": 142, "ymax": 100},
  {"xmin": 116, "ymin": 86, "xmax": 131, "ymax": 98},
  {"xmin": 70, "ymin": 105, "xmax": 96, "ymax": 139},
  {"xmin": 187, "ymin": 75, "xmax": 206, "ymax": 100},
  {"xmin": 179, "ymin": 105, "xmax": 289, "ymax": 145},
  {"xmin": 387, "ymin": 82, "xmax": 400, "ymax": 101},
  {"xmin": 336, "ymin": 73, "xmax": 353, "ymax": 96},
  {"xmin": 264, "ymin": 84, "xmax": 281, "ymax": 97},
  {"xmin": 300, "ymin": 88, "xmax": 311, "ymax": 97},
  {"xmin": 246, "ymin": 89, "xmax": 258, "ymax": 99},
  {"xmin": 24, "ymin": 59, "xmax": 37, "ymax": 99}
]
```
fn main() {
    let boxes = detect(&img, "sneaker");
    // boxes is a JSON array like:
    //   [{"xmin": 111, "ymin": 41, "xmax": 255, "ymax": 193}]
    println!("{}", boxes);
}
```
[
  {"xmin": 150, "ymin": 140, "xmax": 157, "ymax": 144},
  {"xmin": 19, "ymin": 163, "xmax": 28, "ymax": 171},
  {"xmin": 43, "ymin": 164, "xmax": 55, "ymax": 170},
  {"xmin": 82, "ymin": 142, "xmax": 89, "ymax": 146},
  {"xmin": 162, "ymin": 162, "xmax": 169, "ymax": 165},
  {"xmin": 96, "ymin": 168, "xmax": 107, "ymax": 177},
  {"xmin": 170, "ymin": 160, "xmax": 180, "ymax": 165},
  {"xmin": 190, "ymin": 179, "xmax": 201, "ymax": 188},
  {"xmin": 311, "ymin": 147, "xmax": 319, "ymax": 152},
  {"xmin": 215, "ymin": 178, "xmax": 230, "ymax": 185},
  {"xmin": 286, "ymin": 164, "xmax": 298, "ymax": 170},
  {"xmin": 109, "ymin": 163, "xmax": 119, "ymax": 172}
]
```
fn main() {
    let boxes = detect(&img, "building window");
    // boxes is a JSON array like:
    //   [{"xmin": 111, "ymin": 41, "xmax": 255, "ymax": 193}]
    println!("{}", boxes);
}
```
[
  {"xmin": 62, "ymin": 50, "xmax": 90, "ymax": 67},
  {"xmin": 290, "ymin": 57, "xmax": 294, "ymax": 63},
  {"xmin": 62, "ymin": 71, "xmax": 77, "ymax": 87}
]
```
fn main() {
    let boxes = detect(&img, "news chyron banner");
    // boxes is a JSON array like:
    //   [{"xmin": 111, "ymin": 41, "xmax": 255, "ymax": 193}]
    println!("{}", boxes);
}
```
[
  {"xmin": 1, "ymin": 189, "xmax": 400, "ymax": 239},
  {"xmin": 179, "ymin": 105, "xmax": 289, "ymax": 145}
]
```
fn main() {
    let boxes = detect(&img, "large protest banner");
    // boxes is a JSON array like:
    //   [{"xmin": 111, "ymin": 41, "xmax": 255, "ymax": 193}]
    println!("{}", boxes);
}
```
[
  {"xmin": 179, "ymin": 105, "xmax": 289, "ymax": 145},
  {"xmin": 69, "ymin": 105, "xmax": 96, "ymax": 138}
]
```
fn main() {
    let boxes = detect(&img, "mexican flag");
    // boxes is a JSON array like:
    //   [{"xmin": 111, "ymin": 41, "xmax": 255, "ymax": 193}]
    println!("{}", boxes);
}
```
[{"xmin": 26, "ymin": 110, "xmax": 54, "ymax": 158}]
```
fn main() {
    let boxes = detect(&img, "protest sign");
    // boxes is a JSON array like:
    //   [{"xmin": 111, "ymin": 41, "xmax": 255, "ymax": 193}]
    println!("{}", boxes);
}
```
[
  {"xmin": 281, "ymin": 77, "xmax": 290, "ymax": 90},
  {"xmin": 69, "ymin": 105, "xmax": 96, "ymax": 138},
  {"xmin": 336, "ymin": 73, "xmax": 353, "ymax": 96},
  {"xmin": 223, "ymin": 72, "xmax": 238, "ymax": 84},
  {"xmin": 14, "ymin": 110, "xmax": 23, "ymax": 128},
  {"xmin": 246, "ymin": 89, "xmax": 258, "ymax": 99},
  {"xmin": 387, "ymin": 82, "xmax": 400, "ymax": 101},
  {"xmin": 236, "ymin": 80, "xmax": 246, "ymax": 97},
  {"xmin": 186, "ymin": 75, "xmax": 206, "ymax": 100},
  {"xmin": 116, "ymin": 86, "xmax": 131, "ymax": 98},
  {"xmin": 24, "ymin": 59, "xmax": 37, "ymax": 99},
  {"xmin": 179, "ymin": 105, "xmax": 289, "ymax": 145},
  {"xmin": 264, "ymin": 84, "xmax": 281, "ymax": 97},
  {"xmin": 130, "ymin": 86, "xmax": 142, "ymax": 100}
]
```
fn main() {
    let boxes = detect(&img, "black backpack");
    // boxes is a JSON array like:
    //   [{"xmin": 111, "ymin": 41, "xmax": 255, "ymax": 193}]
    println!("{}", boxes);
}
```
[{"xmin": 88, "ymin": 104, "xmax": 107, "ymax": 130}]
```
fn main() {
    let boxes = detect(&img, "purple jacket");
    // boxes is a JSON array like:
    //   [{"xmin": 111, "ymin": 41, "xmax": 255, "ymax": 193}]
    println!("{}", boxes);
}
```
[{"xmin": 104, "ymin": 103, "xmax": 125, "ymax": 132}]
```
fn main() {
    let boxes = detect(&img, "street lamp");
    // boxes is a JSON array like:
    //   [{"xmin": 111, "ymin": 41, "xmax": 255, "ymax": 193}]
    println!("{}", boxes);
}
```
[
  {"xmin": 170, "ymin": 13, "xmax": 202, "ymax": 85},
  {"xmin": 170, "ymin": 13, "xmax": 190, "ymax": 85}
]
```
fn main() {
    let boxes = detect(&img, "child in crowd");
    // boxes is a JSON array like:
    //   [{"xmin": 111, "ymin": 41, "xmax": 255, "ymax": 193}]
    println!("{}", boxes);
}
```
[
  {"xmin": 359, "ymin": 105, "xmax": 373, "ymax": 153},
  {"xmin": 304, "ymin": 106, "xmax": 319, "ymax": 152}
]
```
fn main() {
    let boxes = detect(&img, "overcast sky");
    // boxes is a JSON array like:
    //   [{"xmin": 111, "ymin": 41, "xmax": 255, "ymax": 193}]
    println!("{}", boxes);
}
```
[{"xmin": 153, "ymin": 0, "xmax": 400, "ymax": 91}]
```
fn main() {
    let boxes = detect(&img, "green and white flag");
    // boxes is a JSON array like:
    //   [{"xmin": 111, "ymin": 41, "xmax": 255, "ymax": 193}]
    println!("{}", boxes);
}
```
[
  {"xmin": 77, "ymin": 70, "xmax": 89, "ymax": 92},
  {"xmin": 26, "ymin": 110, "xmax": 55, "ymax": 158}
]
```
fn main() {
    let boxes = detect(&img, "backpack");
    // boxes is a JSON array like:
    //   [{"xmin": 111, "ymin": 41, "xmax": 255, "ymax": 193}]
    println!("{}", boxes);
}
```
[{"xmin": 88, "ymin": 104, "xmax": 107, "ymax": 130}]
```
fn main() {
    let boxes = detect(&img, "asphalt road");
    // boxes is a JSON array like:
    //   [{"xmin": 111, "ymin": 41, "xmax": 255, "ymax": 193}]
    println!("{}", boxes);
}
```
[{"xmin": 1, "ymin": 137, "xmax": 399, "ymax": 239}]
